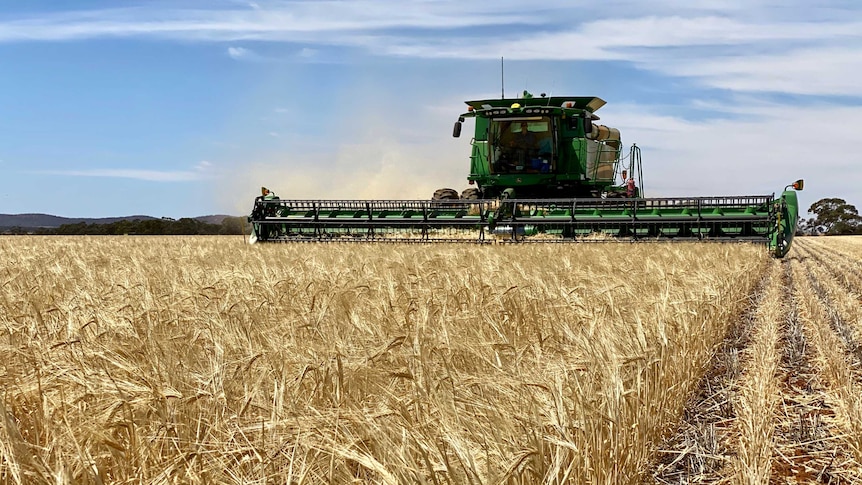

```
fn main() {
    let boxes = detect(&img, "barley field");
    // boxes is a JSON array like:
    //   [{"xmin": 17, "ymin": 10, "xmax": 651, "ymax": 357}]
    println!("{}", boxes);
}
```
[{"xmin": 1, "ymin": 236, "xmax": 861, "ymax": 484}]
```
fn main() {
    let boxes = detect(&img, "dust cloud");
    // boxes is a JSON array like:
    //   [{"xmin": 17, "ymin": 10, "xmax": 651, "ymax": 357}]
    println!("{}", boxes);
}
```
[{"xmin": 215, "ymin": 103, "xmax": 473, "ymax": 215}]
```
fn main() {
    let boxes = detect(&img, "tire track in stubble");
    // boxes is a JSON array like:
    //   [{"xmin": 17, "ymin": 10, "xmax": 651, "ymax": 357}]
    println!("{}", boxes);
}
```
[
  {"xmin": 651, "ymin": 239, "xmax": 862, "ymax": 484},
  {"xmin": 793, "ymin": 242, "xmax": 862, "ymax": 474},
  {"xmin": 770, "ymin": 248, "xmax": 862, "ymax": 483},
  {"xmin": 797, "ymin": 238, "xmax": 862, "ymax": 296},
  {"xmin": 651, "ymin": 264, "xmax": 775, "ymax": 484},
  {"xmin": 767, "ymin": 257, "xmax": 840, "ymax": 483}
]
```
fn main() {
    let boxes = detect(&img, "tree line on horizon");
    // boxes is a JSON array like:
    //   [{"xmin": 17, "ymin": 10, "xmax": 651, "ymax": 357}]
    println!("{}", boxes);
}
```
[
  {"xmin": 799, "ymin": 198, "xmax": 862, "ymax": 236},
  {"xmin": 1, "ymin": 216, "xmax": 248, "ymax": 236}
]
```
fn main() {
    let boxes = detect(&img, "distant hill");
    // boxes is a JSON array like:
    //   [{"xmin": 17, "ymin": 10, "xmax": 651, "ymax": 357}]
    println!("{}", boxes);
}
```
[
  {"xmin": 194, "ymin": 215, "xmax": 234, "ymax": 225},
  {"xmin": 0, "ymin": 213, "xmax": 235, "ymax": 229}
]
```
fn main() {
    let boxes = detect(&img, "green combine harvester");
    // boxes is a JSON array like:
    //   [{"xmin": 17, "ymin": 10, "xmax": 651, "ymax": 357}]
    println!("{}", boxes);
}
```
[{"xmin": 248, "ymin": 92, "xmax": 803, "ymax": 257}]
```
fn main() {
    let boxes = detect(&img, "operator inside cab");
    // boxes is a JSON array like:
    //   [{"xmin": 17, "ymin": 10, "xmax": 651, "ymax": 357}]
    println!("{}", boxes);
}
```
[{"xmin": 492, "ymin": 119, "xmax": 553, "ymax": 174}]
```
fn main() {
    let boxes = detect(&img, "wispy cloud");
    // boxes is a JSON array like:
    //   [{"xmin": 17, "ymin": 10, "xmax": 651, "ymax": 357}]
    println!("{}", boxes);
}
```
[
  {"xmin": 369, "ymin": 15, "xmax": 862, "ymax": 97},
  {"xmin": 0, "ymin": 2, "xmax": 529, "ymax": 43},
  {"xmin": 599, "ymin": 100, "xmax": 862, "ymax": 210},
  {"xmin": 226, "ymin": 46, "xmax": 252, "ymax": 60},
  {"xmin": 0, "ymin": 3, "xmax": 858, "ymax": 98},
  {"xmin": 227, "ymin": 45, "xmax": 273, "ymax": 61},
  {"xmin": 36, "ymin": 166, "xmax": 212, "ymax": 182},
  {"xmin": 651, "ymin": 47, "xmax": 862, "ymax": 96},
  {"xmin": 0, "ymin": 3, "xmax": 854, "ymax": 45}
]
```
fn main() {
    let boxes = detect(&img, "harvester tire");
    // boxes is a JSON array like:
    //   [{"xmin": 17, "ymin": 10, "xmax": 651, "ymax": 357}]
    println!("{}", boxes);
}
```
[
  {"xmin": 432, "ymin": 188, "xmax": 460, "ymax": 200},
  {"xmin": 460, "ymin": 188, "xmax": 480, "ymax": 200},
  {"xmin": 432, "ymin": 188, "xmax": 460, "ymax": 210}
]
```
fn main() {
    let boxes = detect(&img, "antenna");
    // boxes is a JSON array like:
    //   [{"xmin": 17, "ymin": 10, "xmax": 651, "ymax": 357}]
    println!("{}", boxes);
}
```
[
  {"xmin": 501, "ymin": 57, "xmax": 505, "ymax": 98},
  {"xmin": 545, "ymin": 79, "xmax": 556, "ymax": 105}
]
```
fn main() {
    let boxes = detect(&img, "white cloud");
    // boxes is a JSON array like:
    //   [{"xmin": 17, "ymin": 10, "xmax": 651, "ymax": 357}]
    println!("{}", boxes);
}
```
[
  {"xmin": 0, "ymin": 3, "xmax": 529, "ymax": 43},
  {"xmin": 650, "ymin": 47, "xmax": 862, "ymax": 96},
  {"xmin": 0, "ymin": 4, "xmax": 850, "ymax": 45},
  {"xmin": 369, "ymin": 15, "xmax": 862, "ymax": 97},
  {"xmin": 2, "ymin": 3, "xmax": 848, "ymax": 47},
  {"xmin": 36, "ymin": 168, "xmax": 205, "ymax": 182},
  {"xmin": 226, "ymin": 46, "xmax": 252, "ymax": 60},
  {"xmin": 600, "ymin": 101, "xmax": 862, "ymax": 211},
  {"xmin": 268, "ymin": 131, "xmax": 281, "ymax": 137},
  {"xmin": 36, "ymin": 161, "xmax": 217, "ymax": 182},
  {"xmin": 377, "ymin": 16, "xmax": 861, "ymax": 60},
  {"xmin": 1, "ymin": 3, "xmax": 859, "ymax": 98}
]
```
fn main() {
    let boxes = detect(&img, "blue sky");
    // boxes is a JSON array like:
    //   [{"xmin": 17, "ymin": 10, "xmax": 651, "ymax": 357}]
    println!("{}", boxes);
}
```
[{"xmin": 0, "ymin": 1, "xmax": 860, "ymax": 218}]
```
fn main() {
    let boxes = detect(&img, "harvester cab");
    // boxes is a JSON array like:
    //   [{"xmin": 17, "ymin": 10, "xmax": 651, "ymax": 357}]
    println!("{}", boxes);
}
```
[
  {"xmin": 453, "ymin": 92, "xmax": 638, "ymax": 200},
  {"xmin": 247, "ymin": 92, "xmax": 804, "ymax": 258}
]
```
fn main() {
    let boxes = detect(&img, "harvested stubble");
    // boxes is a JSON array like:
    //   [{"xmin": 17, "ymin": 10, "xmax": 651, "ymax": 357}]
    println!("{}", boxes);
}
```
[
  {"xmin": 729, "ymin": 261, "xmax": 783, "ymax": 484},
  {"xmin": 806, "ymin": 235, "xmax": 862, "ymax": 260},
  {"xmin": 652, "ymin": 259, "xmax": 783, "ymax": 485},
  {"xmin": 0, "ymin": 236, "xmax": 766, "ymax": 484},
  {"xmin": 799, "ymin": 236, "xmax": 862, "ymax": 295},
  {"xmin": 793, "ymin": 241, "xmax": 862, "ymax": 471},
  {"xmin": 773, "ymin": 256, "xmax": 862, "ymax": 482},
  {"xmin": 651, "ymin": 237, "xmax": 862, "ymax": 483}
]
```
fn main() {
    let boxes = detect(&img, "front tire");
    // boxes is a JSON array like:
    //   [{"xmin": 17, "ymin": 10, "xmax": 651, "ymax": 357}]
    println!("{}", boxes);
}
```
[
  {"xmin": 432, "ymin": 188, "xmax": 459, "ymax": 200},
  {"xmin": 460, "ymin": 188, "xmax": 480, "ymax": 200}
]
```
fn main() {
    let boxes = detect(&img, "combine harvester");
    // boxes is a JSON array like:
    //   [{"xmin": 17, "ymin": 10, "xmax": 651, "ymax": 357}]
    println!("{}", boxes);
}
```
[{"xmin": 248, "ymin": 92, "xmax": 803, "ymax": 257}]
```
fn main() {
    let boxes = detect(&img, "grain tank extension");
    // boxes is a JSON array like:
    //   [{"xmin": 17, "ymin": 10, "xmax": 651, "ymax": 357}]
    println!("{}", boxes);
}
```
[{"xmin": 248, "ymin": 92, "xmax": 803, "ymax": 257}]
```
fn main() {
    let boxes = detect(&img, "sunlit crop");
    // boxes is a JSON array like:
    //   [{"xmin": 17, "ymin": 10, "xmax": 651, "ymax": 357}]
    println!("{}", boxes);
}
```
[{"xmin": 3, "ymin": 236, "xmax": 862, "ymax": 483}]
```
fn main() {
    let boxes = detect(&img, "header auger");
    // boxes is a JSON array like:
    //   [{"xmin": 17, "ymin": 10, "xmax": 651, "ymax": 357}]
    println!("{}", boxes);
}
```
[{"xmin": 248, "ymin": 91, "xmax": 803, "ymax": 258}]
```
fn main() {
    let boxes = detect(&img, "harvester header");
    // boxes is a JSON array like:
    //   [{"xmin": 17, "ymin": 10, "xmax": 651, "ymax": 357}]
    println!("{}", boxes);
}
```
[{"xmin": 248, "ymin": 92, "xmax": 804, "ymax": 258}]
